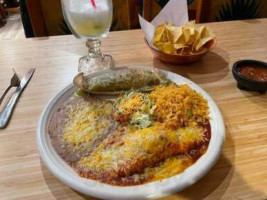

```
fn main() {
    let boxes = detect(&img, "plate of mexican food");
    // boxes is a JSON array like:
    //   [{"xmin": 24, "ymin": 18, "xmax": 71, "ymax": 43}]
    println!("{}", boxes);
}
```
[{"xmin": 37, "ymin": 66, "xmax": 224, "ymax": 200}]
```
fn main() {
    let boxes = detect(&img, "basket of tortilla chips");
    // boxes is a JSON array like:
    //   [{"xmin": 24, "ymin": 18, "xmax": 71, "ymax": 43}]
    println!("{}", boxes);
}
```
[{"xmin": 147, "ymin": 21, "xmax": 216, "ymax": 64}]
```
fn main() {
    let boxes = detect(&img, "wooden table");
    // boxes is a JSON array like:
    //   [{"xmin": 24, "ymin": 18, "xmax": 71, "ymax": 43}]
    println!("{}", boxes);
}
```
[{"xmin": 0, "ymin": 19, "xmax": 267, "ymax": 200}]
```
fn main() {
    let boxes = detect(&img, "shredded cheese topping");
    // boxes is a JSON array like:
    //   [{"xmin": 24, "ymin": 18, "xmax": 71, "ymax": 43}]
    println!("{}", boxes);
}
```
[
  {"xmin": 117, "ymin": 92, "xmax": 150, "ymax": 117},
  {"xmin": 78, "ymin": 124, "xmax": 204, "ymax": 175},
  {"xmin": 63, "ymin": 100, "xmax": 114, "ymax": 146},
  {"xmin": 145, "ymin": 155, "xmax": 193, "ymax": 181},
  {"xmin": 55, "ymin": 83, "xmax": 210, "ymax": 185}
]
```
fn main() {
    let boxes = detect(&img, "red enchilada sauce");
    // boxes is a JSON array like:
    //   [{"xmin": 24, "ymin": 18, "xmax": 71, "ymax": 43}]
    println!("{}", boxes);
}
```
[
  {"xmin": 76, "ymin": 122, "xmax": 211, "ymax": 186},
  {"xmin": 238, "ymin": 65, "xmax": 267, "ymax": 82}
]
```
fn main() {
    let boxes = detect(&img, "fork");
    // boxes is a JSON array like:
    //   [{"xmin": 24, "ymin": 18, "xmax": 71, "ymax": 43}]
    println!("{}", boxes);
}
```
[{"xmin": 0, "ymin": 69, "xmax": 20, "ymax": 106}]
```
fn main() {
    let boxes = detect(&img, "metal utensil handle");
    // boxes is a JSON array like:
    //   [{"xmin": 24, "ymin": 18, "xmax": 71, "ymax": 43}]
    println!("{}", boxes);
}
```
[
  {"xmin": 0, "ymin": 88, "xmax": 22, "ymax": 128},
  {"xmin": 0, "ymin": 85, "xmax": 12, "ymax": 106}
]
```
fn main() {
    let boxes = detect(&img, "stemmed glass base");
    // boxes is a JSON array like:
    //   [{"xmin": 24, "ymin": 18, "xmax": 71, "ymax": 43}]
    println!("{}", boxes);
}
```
[{"xmin": 78, "ymin": 39, "xmax": 114, "ymax": 76}]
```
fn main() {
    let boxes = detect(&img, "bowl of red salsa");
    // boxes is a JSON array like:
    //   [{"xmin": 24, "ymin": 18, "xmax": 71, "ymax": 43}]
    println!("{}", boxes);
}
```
[{"xmin": 232, "ymin": 60, "xmax": 267, "ymax": 94}]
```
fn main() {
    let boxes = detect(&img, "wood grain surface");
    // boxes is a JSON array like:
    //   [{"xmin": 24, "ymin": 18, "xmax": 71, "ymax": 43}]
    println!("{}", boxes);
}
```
[{"xmin": 0, "ymin": 19, "xmax": 267, "ymax": 200}]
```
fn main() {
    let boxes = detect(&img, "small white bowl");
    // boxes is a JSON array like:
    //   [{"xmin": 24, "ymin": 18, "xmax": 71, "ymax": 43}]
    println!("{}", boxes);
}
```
[{"xmin": 37, "ymin": 66, "xmax": 225, "ymax": 200}]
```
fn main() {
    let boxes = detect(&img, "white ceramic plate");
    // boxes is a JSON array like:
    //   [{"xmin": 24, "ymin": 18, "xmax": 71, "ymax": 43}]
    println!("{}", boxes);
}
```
[{"xmin": 37, "ymin": 66, "xmax": 225, "ymax": 200}]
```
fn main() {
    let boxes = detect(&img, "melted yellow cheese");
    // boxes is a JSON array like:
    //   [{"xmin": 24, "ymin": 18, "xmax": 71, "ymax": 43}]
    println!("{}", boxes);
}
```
[
  {"xmin": 78, "ymin": 124, "xmax": 204, "ymax": 172},
  {"xmin": 63, "ymin": 100, "xmax": 114, "ymax": 146},
  {"xmin": 61, "ymin": 84, "xmax": 211, "ymax": 185},
  {"xmin": 146, "ymin": 155, "xmax": 193, "ymax": 181}
]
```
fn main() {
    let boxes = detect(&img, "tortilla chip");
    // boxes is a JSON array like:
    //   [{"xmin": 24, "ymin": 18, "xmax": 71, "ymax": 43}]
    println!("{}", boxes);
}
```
[
  {"xmin": 193, "ymin": 26, "xmax": 215, "ymax": 51},
  {"xmin": 177, "ymin": 46, "xmax": 191, "ymax": 55},
  {"xmin": 162, "ymin": 43, "xmax": 175, "ymax": 54},
  {"xmin": 166, "ymin": 26, "xmax": 183, "ymax": 43},
  {"xmin": 173, "ymin": 43, "xmax": 187, "ymax": 51},
  {"xmin": 153, "ymin": 22, "xmax": 215, "ymax": 55},
  {"xmin": 194, "ymin": 37, "xmax": 215, "ymax": 51},
  {"xmin": 186, "ymin": 29, "xmax": 198, "ymax": 46},
  {"xmin": 153, "ymin": 24, "xmax": 168, "ymax": 43},
  {"xmin": 185, "ymin": 20, "xmax": 196, "ymax": 27}
]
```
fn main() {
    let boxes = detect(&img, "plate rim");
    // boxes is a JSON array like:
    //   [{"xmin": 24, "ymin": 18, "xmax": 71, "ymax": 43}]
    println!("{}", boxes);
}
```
[{"xmin": 37, "ymin": 66, "xmax": 225, "ymax": 200}]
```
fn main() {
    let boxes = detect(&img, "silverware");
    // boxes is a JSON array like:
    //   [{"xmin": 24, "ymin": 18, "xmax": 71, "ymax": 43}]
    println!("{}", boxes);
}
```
[
  {"xmin": 0, "ymin": 68, "xmax": 35, "ymax": 128},
  {"xmin": 0, "ymin": 69, "xmax": 20, "ymax": 106}
]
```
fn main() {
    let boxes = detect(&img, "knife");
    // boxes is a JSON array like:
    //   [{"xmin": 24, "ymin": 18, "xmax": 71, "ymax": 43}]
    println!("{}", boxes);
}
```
[{"xmin": 0, "ymin": 68, "xmax": 35, "ymax": 128}]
